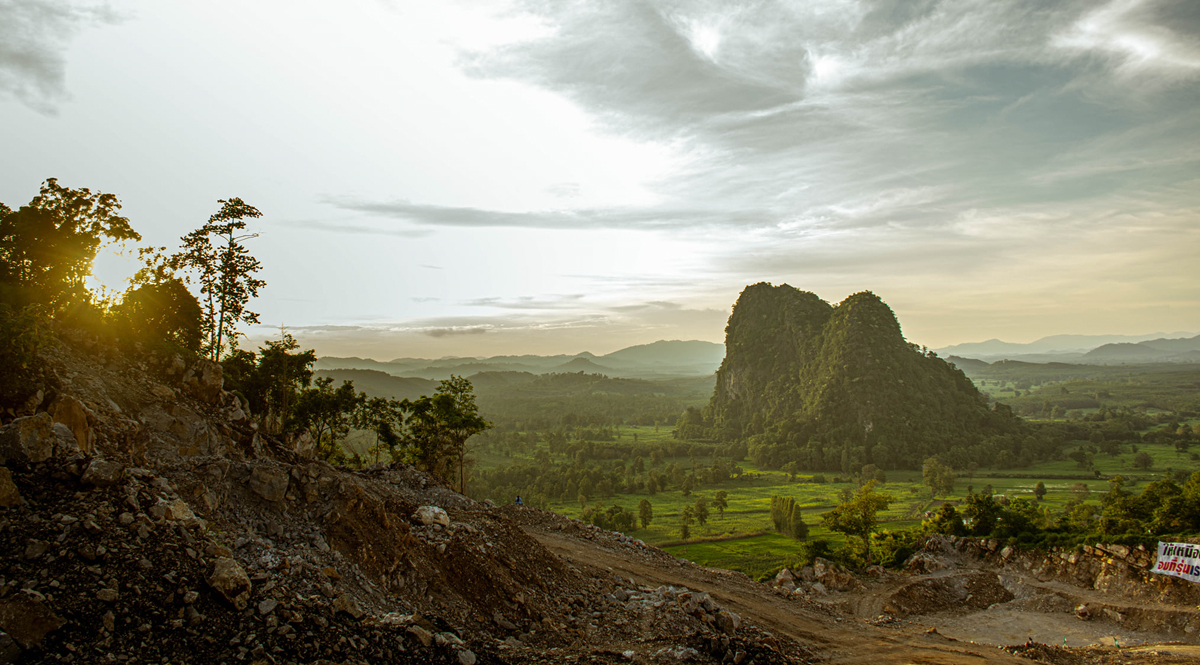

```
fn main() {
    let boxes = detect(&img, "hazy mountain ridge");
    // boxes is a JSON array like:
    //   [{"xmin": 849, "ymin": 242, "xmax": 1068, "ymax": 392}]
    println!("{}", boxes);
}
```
[
  {"xmin": 315, "ymin": 339, "xmax": 725, "ymax": 380},
  {"xmin": 936, "ymin": 332, "xmax": 1200, "ymax": 363}
]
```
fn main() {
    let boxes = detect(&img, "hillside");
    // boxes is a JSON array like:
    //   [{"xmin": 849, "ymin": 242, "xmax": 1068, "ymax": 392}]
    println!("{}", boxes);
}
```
[
  {"xmin": 315, "ymin": 340, "xmax": 725, "ymax": 381},
  {"xmin": 934, "ymin": 332, "xmax": 1199, "ymax": 363},
  {"xmin": 314, "ymin": 368, "xmax": 437, "ymax": 401},
  {"xmin": 708, "ymin": 283, "xmax": 1020, "ymax": 470},
  {"xmin": 1082, "ymin": 334, "xmax": 1200, "ymax": 364}
]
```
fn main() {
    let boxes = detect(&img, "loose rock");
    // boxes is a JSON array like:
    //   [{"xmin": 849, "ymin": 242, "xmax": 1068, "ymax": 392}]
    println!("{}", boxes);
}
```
[{"xmin": 207, "ymin": 557, "xmax": 252, "ymax": 610}]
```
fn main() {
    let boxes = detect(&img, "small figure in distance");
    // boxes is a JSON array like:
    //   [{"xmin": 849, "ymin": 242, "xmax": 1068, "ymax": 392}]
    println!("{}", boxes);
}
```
[{"xmin": 514, "ymin": 496, "xmax": 523, "ymax": 506}]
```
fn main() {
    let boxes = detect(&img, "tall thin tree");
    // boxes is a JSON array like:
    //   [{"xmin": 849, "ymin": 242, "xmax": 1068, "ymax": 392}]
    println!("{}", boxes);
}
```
[{"xmin": 176, "ymin": 198, "xmax": 264, "ymax": 361}]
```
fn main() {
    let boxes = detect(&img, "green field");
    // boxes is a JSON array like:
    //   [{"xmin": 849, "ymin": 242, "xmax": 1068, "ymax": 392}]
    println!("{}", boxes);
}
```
[
  {"xmin": 333, "ymin": 362, "xmax": 1200, "ymax": 580},
  {"xmin": 468, "ymin": 438, "xmax": 1200, "ymax": 578}
]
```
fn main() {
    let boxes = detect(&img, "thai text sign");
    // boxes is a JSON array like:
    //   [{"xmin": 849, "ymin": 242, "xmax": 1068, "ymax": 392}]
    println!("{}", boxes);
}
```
[{"xmin": 1153, "ymin": 542, "xmax": 1200, "ymax": 582}]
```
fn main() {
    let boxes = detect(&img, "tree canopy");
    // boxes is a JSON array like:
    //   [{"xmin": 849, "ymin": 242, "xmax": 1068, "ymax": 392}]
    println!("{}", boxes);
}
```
[
  {"xmin": 822, "ymin": 480, "xmax": 892, "ymax": 565},
  {"xmin": 0, "ymin": 178, "xmax": 140, "ymax": 312}
]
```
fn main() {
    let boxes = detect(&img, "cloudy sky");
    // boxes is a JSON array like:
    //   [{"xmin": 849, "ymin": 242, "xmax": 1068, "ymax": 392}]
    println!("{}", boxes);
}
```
[{"xmin": 2, "ymin": 0, "xmax": 1197, "ymax": 359}]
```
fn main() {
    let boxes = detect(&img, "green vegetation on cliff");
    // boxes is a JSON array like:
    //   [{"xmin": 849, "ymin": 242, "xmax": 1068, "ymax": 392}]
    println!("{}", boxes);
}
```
[{"xmin": 703, "ymin": 283, "xmax": 1023, "ymax": 472}]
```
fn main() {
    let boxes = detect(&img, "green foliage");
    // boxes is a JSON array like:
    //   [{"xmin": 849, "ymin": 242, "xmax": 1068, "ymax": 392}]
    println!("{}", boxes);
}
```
[
  {"xmin": 222, "ymin": 333, "xmax": 317, "ymax": 434},
  {"xmin": 581, "ymin": 502, "xmax": 638, "ymax": 533},
  {"xmin": 922, "ymin": 458, "xmax": 956, "ymax": 498},
  {"xmin": 356, "ymin": 396, "xmax": 407, "ymax": 465},
  {"xmin": 706, "ymin": 284, "xmax": 1023, "ymax": 473},
  {"xmin": 680, "ymin": 505, "xmax": 695, "ymax": 540},
  {"xmin": 401, "ymin": 376, "xmax": 491, "ymax": 491},
  {"xmin": 293, "ymin": 377, "xmax": 362, "ymax": 462},
  {"xmin": 769, "ymin": 495, "xmax": 809, "ymax": 540},
  {"xmin": 694, "ymin": 497, "xmax": 709, "ymax": 526},
  {"xmin": 638, "ymin": 498, "xmax": 653, "ymax": 529},
  {"xmin": 784, "ymin": 540, "xmax": 832, "ymax": 571},
  {"xmin": 961, "ymin": 492, "xmax": 1001, "ymax": 536},
  {"xmin": 870, "ymin": 529, "xmax": 923, "ymax": 568},
  {"xmin": 175, "ymin": 198, "xmax": 265, "ymax": 361},
  {"xmin": 111, "ymin": 278, "xmax": 202, "ymax": 355},
  {"xmin": 821, "ymin": 480, "xmax": 892, "ymax": 565},
  {"xmin": 713, "ymin": 490, "xmax": 728, "ymax": 517},
  {"xmin": 923, "ymin": 503, "xmax": 966, "ymax": 537}
]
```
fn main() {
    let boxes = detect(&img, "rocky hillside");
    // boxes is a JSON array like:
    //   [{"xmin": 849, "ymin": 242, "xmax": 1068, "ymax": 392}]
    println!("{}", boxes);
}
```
[
  {"xmin": 0, "ymin": 336, "xmax": 805, "ymax": 664},
  {"xmin": 709, "ymin": 283, "xmax": 1021, "ymax": 469}
]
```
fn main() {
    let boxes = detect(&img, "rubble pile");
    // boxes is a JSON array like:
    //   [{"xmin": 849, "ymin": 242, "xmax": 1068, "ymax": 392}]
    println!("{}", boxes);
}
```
[
  {"xmin": 0, "ymin": 338, "xmax": 816, "ymax": 664},
  {"xmin": 917, "ymin": 535, "xmax": 1200, "ymax": 606},
  {"xmin": 768, "ymin": 559, "xmax": 864, "ymax": 598}
]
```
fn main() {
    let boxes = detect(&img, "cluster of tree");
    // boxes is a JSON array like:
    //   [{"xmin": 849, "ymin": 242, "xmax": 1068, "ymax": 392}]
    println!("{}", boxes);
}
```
[
  {"xmin": 579, "ymin": 502, "xmax": 639, "ymax": 532},
  {"xmin": 921, "ymin": 470, "xmax": 1200, "ymax": 549},
  {"xmin": 223, "ymin": 338, "xmax": 490, "ymax": 486},
  {"xmin": 1, "ymin": 180, "xmax": 263, "ymax": 412},
  {"xmin": 769, "ymin": 495, "xmax": 809, "ymax": 539},
  {"xmin": 474, "ymin": 371, "xmax": 697, "ymax": 434},
  {"xmin": 469, "ymin": 446, "xmax": 744, "ymax": 511},
  {"xmin": 922, "ymin": 458, "xmax": 956, "ymax": 498}
]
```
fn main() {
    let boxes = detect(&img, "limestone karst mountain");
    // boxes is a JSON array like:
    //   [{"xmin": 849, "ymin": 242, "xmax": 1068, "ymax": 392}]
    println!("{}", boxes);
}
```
[{"xmin": 708, "ymin": 283, "xmax": 1021, "ymax": 470}]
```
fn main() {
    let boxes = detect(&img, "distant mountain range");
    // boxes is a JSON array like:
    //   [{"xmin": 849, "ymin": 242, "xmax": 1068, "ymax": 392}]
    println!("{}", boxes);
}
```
[
  {"xmin": 314, "ymin": 339, "xmax": 726, "ymax": 381},
  {"xmin": 935, "ymin": 332, "xmax": 1200, "ymax": 364}
]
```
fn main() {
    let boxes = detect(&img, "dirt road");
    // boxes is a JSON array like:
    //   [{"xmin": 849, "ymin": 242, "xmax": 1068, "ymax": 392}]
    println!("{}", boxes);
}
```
[{"xmin": 525, "ymin": 526, "xmax": 1031, "ymax": 664}]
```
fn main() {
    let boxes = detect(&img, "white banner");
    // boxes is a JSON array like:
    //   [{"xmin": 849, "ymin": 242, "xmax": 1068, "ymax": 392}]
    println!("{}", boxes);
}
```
[{"xmin": 1153, "ymin": 542, "xmax": 1200, "ymax": 583}]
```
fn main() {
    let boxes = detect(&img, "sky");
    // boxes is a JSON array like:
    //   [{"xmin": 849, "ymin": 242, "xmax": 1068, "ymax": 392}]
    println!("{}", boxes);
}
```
[{"xmin": 1, "ymin": 0, "xmax": 1197, "ymax": 359}]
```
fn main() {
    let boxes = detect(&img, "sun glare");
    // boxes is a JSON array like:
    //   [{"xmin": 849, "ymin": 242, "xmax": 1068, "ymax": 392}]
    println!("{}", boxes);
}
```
[{"xmin": 87, "ymin": 243, "xmax": 141, "ymax": 300}]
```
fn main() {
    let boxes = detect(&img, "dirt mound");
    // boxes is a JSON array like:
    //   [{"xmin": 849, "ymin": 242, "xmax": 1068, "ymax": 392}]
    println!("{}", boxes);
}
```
[{"xmin": 884, "ymin": 571, "xmax": 1014, "ymax": 616}]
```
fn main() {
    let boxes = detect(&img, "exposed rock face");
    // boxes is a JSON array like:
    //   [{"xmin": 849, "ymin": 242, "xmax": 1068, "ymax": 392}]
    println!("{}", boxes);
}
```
[
  {"xmin": 181, "ymin": 358, "xmax": 224, "ymax": 404},
  {"xmin": 885, "ymin": 571, "xmax": 1014, "ymax": 616},
  {"xmin": 207, "ymin": 557, "xmax": 252, "ymax": 610},
  {"xmin": 248, "ymin": 464, "xmax": 289, "ymax": 502},
  {"xmin": 708, "ymin": 283, "xmax": 1015, "ymax": 468},
  {"xmin": 0, "ymin": 413, "xmax": 77, "ymax": 464},
  {"xmin": 289, "ymin": 430, "xmax": 316, "ymax": 460},
  {"xmin": 0, "ymin": 333, "xmax": 829, "ymax": 665},
  {"xmin": 772, "ymin": 558, "xmax": 861, "ymax": 596},
  {"xmin": 50, "ymin": 394, "xmax": 95, "ymax": 453}
]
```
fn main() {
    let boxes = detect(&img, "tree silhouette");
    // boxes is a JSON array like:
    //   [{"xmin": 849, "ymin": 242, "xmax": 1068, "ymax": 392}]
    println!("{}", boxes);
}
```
[
  {"xmin": 176, "ymin": 198, "xmax": 264, "ymax": 360},
  {"xmin": 0, "ymin": 178, "xmax": 139, "ymax": 311}
]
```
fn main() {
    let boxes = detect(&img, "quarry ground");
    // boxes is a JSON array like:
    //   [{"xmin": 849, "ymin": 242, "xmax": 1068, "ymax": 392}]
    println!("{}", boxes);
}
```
[{"xmin": 510, "ymin": 506, "xmax": 1200, "ymax": 665}]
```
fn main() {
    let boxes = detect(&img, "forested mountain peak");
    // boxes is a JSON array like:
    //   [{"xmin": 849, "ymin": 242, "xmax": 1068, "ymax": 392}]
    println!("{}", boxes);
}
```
[{"xmin": 706, "ymin": 284, "xmax": 1020, "ymax": 472}]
